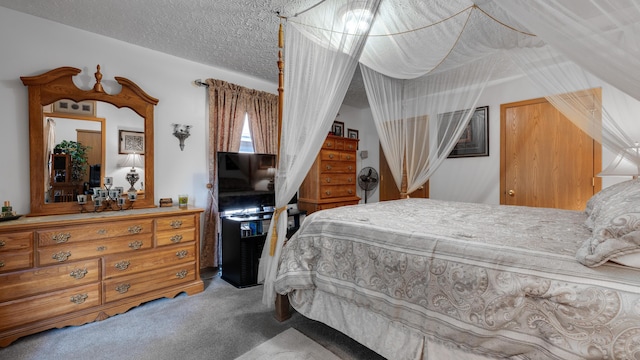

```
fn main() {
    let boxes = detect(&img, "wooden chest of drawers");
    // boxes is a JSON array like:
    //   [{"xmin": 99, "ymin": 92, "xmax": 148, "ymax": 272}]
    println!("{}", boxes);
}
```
[
  {"xmin": 298, "ymin": 134, "xmax": 360, "ymax": 214},
  {"xmin": 0, "ymin": 207, "xmax": 204, "ymax": 347}
]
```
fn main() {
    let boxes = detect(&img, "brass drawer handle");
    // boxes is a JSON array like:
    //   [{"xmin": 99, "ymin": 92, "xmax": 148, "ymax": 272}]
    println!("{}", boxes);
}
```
[
  {"xmin": 348, "ymin": 177, "xmax": 353, "ymax": 183},
  {"xmin": 326, "ymin": 141, "xmax": 333, "ymax": 147},
  {"xmin": 70, "ymin": 268, "xmax": 88, "ymax": 279},
  {"xmin": 52, "ymin": 251, "xmax": 71, "ymax": 262},
  {"xmin": 176, "ymin": 250, "xmax": 188, "ymax": 259},
  {"xmin": 325, "ymin": 165, "xmax": 332, "ymax": 170},
  {"xmin": 348, "ymin": 189, "xmax": 353, "ymax": 194},
  {"xmin": 129, "ymin": 240, "xmax": 143, "ymax": 250},
  {"xmin": 329, "ymin": 154, "xmax": 334, "ymax": 159},
  {"xmin": 128, "ymin": 225, "xmax": 143, "ymax": 234},
  {"xmin": 115, "ymin": 283, "xmax": 131, "ymax": 294},
  {"xmin": 325, "ymin": 190, "xmax": 331, "ymax": 196},
  {"xmin": 0, "ymin": 240, "xmax": 5, "ymax": 247},
  {"xmin": 96, "ymin": 246, "xmax": 107, "ymax": 252},
  {"xmin": 348, "ymin": 165, "xmax": 353, "ymax": 171},
  {"xmin": 348, "ymin": 144, "xmax": 354, "ymax": 150},
  {"xmin": 170, "ymin": 220, "xmax": 183, "ymax": 229},
  {"xmin": 115, "ymin": 260, "xmax": 130, "ymax": 271},
  {"xmin": 325, "ymin": 177, "xmax": 331, "ymax": 183},
  {"xmin": 70, "ymin": 293, "xmax": 88, "ymax": 304},
  {"xmin": 171, "ymin": 234, "xmax": 183, "ymax": 243},
  {"xmin": 346, "ymin": 155, "xmax": 351, "ymax": 160},
  {"xmin": 97, "ymin": 229, "xmax": 107, "ymax": 235},
  {"xmin": 53, "ymin": 233, "xmax": 71, "ymax": 243},
  {"xmin": 176, "ymin": 270, "xmax": 188, "ymax": 279},
  {"xmin": 0, "ymin": 260, "xmax": 4, "ymax": 268}
]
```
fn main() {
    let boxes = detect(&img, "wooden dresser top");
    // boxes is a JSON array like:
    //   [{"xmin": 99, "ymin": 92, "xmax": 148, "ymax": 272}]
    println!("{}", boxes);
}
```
[{"xmin": 0, "ymin": 206, "xmax": 203, "ymax": 232}]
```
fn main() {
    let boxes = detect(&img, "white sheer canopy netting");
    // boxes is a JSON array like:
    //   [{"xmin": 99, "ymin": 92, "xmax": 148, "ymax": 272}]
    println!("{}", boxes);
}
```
[{"xmin": 259, "ymin": 0, "xmax": 640, "ymax": 307}]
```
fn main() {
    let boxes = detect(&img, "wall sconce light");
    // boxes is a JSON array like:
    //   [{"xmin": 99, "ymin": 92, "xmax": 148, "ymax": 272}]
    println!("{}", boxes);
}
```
[{"xmin": 172, "ymin": 123, "xmax": 192, "ymax": 151}]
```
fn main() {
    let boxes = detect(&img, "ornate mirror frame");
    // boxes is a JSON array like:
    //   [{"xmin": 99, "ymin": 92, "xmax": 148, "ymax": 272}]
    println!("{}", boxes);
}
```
[{"xmin": 21, "ymin": 65, "xmax": 158, "ymax": 216}]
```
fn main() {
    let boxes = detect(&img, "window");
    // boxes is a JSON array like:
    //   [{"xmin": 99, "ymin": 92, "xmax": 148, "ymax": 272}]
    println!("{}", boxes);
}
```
[{"xmin": 238, "ymin": 114, "xmax": 254, "ymax": 153}]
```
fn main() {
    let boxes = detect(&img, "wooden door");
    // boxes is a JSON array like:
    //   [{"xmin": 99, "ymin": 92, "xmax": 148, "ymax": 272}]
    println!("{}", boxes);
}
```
[
  {"xmin": 500, "ymin": 92, "xmax": 601, "ymax": 210},
  {"xmin": 76, "ymin": 129, "xmax": 102, "ymax": 184},
  {"xmin": 379, "ymin": 144, "xmax": 428, "ymax": 201}
]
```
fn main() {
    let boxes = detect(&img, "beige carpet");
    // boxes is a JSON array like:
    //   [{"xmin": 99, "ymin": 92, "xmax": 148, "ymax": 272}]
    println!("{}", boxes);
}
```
[{"xmin": 235, "ymin": 328, "xmax": 343, "ymax": 360}]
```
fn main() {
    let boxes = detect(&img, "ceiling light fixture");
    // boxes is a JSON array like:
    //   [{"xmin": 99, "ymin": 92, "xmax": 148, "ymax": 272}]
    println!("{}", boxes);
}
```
[{"xmin": 343, "ymin": 7, "xmax": 373, "ymax": 33}]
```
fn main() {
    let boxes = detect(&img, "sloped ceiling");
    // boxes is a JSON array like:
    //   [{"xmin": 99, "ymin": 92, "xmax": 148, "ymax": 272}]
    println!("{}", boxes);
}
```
[{"xmin": 0, "ymin": 0, "xmax": 371, "ymax": 108}]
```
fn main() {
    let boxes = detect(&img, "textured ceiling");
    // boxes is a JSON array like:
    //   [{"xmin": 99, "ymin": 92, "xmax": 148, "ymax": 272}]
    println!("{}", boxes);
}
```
[{"xmin": 0, "ymin": 0, "xmax": 370, "ymax": 108}]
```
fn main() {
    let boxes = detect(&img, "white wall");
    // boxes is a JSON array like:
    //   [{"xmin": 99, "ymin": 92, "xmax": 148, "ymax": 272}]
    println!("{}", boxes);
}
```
[
  {"xmin": 0, "ymin": 6, "xmax": 626, "ymax": 215},
  {"xmin": 345, "ymin": 75, "xmax": 624, "ymax": 205},
  {"xmin": 0, "ymin": 7, "xmax": 276, "ymax": 215},
  {"xmin": 335, "ymin": 104, "xmax": 380, "ymax": 203}
]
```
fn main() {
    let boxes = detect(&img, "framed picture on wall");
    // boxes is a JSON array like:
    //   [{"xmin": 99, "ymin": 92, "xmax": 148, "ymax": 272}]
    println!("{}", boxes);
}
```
[
  {"xmin": 347, "ymin": 128, "xmax": 359, "ymax": 139},
  {"xmin": 53, "ymin": 99, "xmax": 96, "ymax": 116},
  {"xmin": 119, "ymin": 130, "xmax": 145, "ymax": 154},
  {"xmin": 438, "ymin": 106, "xmax": 489, "ymax": 158},
  {"xmin": 332, "ymin": 121, "xmax": 344, "ymax": 137}
]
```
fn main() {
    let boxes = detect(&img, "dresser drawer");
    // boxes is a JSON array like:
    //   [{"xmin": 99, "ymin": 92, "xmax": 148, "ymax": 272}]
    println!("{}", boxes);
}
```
[
  {"xmin": 103, "ymin": 243, "xmax": 196, "ymax": 278},
  {"xmin": 156, "ymin": 215, "xmax": 195, "ymax": 232},
  {"xmin": 321, "ymin": 150, "xmax": 355, "ymax": 161},
  {"xmin": 37, "ymin": 219, "xmax": 153, "ymax": 246},
  {"xmin": 319, "ymin": 185, "xmax": 357, "ymax": 199},
  {"xmin": 341, "ymin": 152, "xmax": 356, "ymax": 161},
  {"xmin": 321, "ymin": 150, "xmax": 341, "ymax": 161},
  {"xmin": 0, "ymin": 251, "xmax": 33, "ymax": 273},
  {"xmin": 157, "ymin": 228, "xmax": 195, "ymax": 246},
  {"xmin": 343, "ymin": 140, "xmax": 357, "ymax": 151},
  {"xmin": 316, "ymin": 200, "xmax": 360, "ymax": 211},
  {"xmin": 322, "ymin": 138, "xmax": 339, "ymax": 149},
  {"xmin": 0, "ymin": 232, "xmax": 33, "ymax": 252},
  {"xmin": 0, "ymin": 259, "xmax": 100, "ymax": 302},
  {"xmin": 104, "ymin": 262, "xmax": 196, "ymax": 302},
  {"xmin": 0, "ymin": 283, "xmax": 101, "ymax": 332},
  {"xmin": 320, "ymin": 161, "xmax": 356, "ymax": 173},
  {"xmin": 38, "ymin": 234, "xmax": 152, "ymax": 266},
  {"xmin": 321, "ymin": 173, "xmax": 356, "ymax": 185}
]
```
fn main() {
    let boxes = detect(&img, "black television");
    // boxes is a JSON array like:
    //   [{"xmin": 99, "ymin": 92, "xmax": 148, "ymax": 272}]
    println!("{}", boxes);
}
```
[{"xmin": 217, "ymin": 152, "xmax": 276, "ymax": 212}]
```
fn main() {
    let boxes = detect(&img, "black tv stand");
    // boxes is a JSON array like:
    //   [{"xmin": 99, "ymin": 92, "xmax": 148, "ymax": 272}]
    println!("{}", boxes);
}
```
[{"xmin": 220, "ymin": 211, "xmax": 273, "ymax": 288}]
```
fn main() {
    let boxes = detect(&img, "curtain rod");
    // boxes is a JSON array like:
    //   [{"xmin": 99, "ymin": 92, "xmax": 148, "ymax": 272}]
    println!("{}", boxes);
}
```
[{"xmin": 194, "ymin": 79, "xmax": 208, "ymax": 87}]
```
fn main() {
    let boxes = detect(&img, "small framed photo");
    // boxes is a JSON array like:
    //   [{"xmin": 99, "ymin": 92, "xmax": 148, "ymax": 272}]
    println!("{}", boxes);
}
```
[
  {"xmin": 332, "ymin": 121, "xmax": 344, "ymax": 137},
  {"xmin": 119, "ymin": 130, "xmax": 145, "ymax": 155},
  {"xmin": 53, "ymin": 99, "xmax": 96, "ymax": 116},
  {"xmin": 347, "ymin": 128, "xmax": 359, "ymax": 139}
]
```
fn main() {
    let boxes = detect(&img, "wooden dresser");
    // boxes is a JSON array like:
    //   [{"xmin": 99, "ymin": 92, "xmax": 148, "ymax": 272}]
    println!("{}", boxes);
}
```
[
  {"xmin": 0, "ymin": 207, "xmax": 204, "ymax": 347},
  {"xmin": 298, "ymin": 134, "xmax": 360, "ymax": 214}
]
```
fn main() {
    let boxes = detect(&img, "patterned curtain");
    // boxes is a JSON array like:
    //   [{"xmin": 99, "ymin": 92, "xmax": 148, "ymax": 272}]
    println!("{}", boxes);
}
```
[
  {"xmin": 201, "ymin": 79, "xmax": 246, "ymax": 268},
  {"xmin": 246, "ymin": 89, "xmax": 278, "ymax": 154},
  {"xmin": 200, "ymin": 80, "xmax": 278, "ymax": 268}
]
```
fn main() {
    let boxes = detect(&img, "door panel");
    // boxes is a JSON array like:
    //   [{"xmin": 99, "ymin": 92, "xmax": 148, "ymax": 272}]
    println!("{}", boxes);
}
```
[
  {"xmin": 500, "ymin": 93, "xmax": 601, "ymax": 210},
  {"xmin": 379, "ymin": 144, "xmax": 428, "ymax": 201}
]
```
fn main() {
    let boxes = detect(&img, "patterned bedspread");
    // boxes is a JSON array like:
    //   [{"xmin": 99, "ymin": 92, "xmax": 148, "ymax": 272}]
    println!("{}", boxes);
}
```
[{"xmin": 274, "ymin": 199, "xmax": 640, "ymax": 360}]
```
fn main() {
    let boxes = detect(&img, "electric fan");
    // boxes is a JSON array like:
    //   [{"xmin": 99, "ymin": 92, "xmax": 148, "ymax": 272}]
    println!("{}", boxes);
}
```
[{"xmin": 357, "ymin": 167, "xmax": 379, "ymax": 203}]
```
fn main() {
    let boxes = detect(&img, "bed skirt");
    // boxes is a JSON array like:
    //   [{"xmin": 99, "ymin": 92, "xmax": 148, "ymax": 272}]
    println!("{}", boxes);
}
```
[{"xmin": 289, "ymin": 289, "xmax": 511, "ymax": 360}]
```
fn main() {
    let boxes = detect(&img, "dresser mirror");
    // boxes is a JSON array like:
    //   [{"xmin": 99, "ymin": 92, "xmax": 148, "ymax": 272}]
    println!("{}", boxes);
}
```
[{"xmin": 21, "ymin": 65, "xmax": 158, "ymax": 216}]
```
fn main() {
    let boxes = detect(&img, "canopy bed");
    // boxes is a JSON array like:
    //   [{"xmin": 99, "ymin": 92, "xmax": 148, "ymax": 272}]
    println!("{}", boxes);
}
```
[
  {"xmin": 275, "ymin": 181, "xmax": 640, "ymax": 359},
  {"xmin": 257, "ymin": 0, "xmax": 640, "ymax": 359}
]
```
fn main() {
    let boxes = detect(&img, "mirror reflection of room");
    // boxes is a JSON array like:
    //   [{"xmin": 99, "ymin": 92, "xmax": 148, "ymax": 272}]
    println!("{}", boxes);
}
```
[{"xmin": 42, "ymin": 100, "xmax": 144, "ymax": 204}]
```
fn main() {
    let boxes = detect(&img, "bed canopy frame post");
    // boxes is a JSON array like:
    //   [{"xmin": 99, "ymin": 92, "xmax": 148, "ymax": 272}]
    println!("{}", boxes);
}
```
[
  {"xmin": 274, "ymin": 20, "xmax": 292, "ymax": 322},
  {"xmin": 277, "ymin": 22, "xmax": 284, "ymax": 154},
  {"xmin": 400, "ymin": 154, "xmax": 408, "ymax": 198}
]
